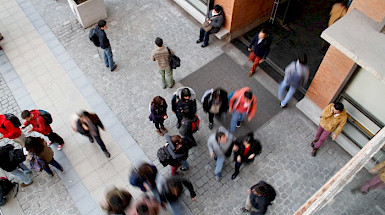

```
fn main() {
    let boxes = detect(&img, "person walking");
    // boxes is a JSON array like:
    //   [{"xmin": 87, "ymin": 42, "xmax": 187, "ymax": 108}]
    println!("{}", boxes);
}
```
[
  {"xmin": 101, "ymin": 187, "xmax": 132, "ymax": 214},
  {"xmin": 207, "ymin": 126, "xmax": 234, "ymax": 181},
  {"xmin": 231, "ymin": 133, "xmax": 262, "ymax": 179},
  {"xmin": 171, "ymin": 87, "xmax": 197, "ymax": 129},
  {"xmin": 311, "ymin": 102, "xmax": 347, "ymax": 156},
  {"xmin": 0, "ymin": 114, "xmax": 26, "ymax": 147},
  {"xmin": 95, "ymin": 19, "xmax": 117, "ymax": 72},
  {"xmin": 21, "ymin": 109, "xmax": 65, "ymax": 151},
  {"xmin": 25, "ymin": 136, "xmax": 63, "ymax": 176},
  {"xmin": 201, "ymin": 88, "xmax": 228, "ymax": 130},
  {"xmin": 71, "ymin": 111, "xmax": 111, "ymax": 158},
  {"xmin": 196, "ymin": 5, "xmax": 224, "ymax": 47},
  {"xmin": 129, "ymin": 163, "xmax": 161, "ymax": 203},
  {"xmin": 127, "ymin": 195, "xmax": 160, "ymax": 215},
  {"xmin": 278, "ymin": 54, "xmax": 309, "ymax": 108},
  {"xmin": 351, "ymin": 160, "xmax": 385, "ymax": 195},
  {"xmin": 0, "ymin": 144, "xmax": 33, "ymax": 187},
  {"xmin": 151, "ymin": 37, "xmax": 175, "ymax": 88},
  {"xmin": 149, "ymin": 96, "xmax": 168, "ymax": 136},
  {"xmin": 166, "ymin": 135, "xmax": 190, "ymax": 175},
  {"xmin": 240, "ymin": 181, "xmax": 276, "ymax": 215},
  {"xmin": 229, "ymin": 87, "xmax": 257, "ymax": 133},
  {"xmin": 322, "ymin": 0, "xmax": 348, "ymax": 50},
  {"xmin": 247, "ymin": 28, "xmax": 272, "ymax": 77},
  {"xmin": 160, "ymin": 176, "xmax": 197, "ymax": 215},
  {"xmin": 179, "ymin": 109, "xmax": 199, "ymax": 147}
]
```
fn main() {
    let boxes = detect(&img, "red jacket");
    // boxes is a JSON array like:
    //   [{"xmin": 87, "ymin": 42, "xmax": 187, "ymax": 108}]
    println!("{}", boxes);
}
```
[
  {"xmin": 23, "ymin": 110, "xmax": 51, "ymax": 135},
  {"xmin": 0, "ymin": 115, "xmax": 22, "ymax": 139},
  {"xmin": 229, "ymin": 87, "xmax": 257, "ymax": 121}
]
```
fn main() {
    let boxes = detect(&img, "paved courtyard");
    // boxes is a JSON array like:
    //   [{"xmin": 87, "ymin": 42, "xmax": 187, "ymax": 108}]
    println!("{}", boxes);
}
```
[{"xmin": 0, "ymin": 0, "xmax": 384, "ymax": 214}]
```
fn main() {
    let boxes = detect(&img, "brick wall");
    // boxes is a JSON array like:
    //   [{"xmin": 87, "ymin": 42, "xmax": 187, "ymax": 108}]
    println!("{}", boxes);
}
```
[
  {"xmin": 348, "ymin": 0, "xmax": 385, "ymax": 23},
  {"xmin": 214, "ymin": 0, "xmax": 235, "ymax": 31},
  {"xmin": 306, "ymin": 46, "xmax": 355, "ymax": 108}
]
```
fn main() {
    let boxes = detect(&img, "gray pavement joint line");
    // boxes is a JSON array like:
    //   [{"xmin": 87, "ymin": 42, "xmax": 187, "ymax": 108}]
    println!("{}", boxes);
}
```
[{"xmin": 13, "ymin": 0, "xmax": 193, "ymax": 214}]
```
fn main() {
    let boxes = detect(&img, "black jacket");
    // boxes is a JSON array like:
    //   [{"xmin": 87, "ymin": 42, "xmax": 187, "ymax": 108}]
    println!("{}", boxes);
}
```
[
  {"xmin": 160, "ymin": 176, "xmax": 196, "ymax": 203},
  {"xmin": 249, "ymin": 181, "xmax": 275, "ymax": 214},
  {"xmin": 233, "ymin": 137, "xmax": 262, "ymax": 163},
  {"xmin": 172, "ymin": 96, "xmax": 197, "ymax": 118},
  {"xmin": 165, "ymin": 135, "xmax": 189, "ymax": 165},
  {"xmin": 248, "ymin": 35, "xmax": 272, "ymax": 59},
  {"xmin": 0, "ymin": 144, "xmax": 20, "ymax": 172},
  {"xmin": 95, "ymin": 26, "xmax": 110, "ymax": 49},
  {"xmin": 202, "ymin": 89, "xmax": 228, "ymax": 114}
]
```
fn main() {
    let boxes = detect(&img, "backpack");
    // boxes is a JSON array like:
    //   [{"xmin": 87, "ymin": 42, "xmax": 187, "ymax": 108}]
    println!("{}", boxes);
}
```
[
  {"xmin": 188, "ymin": 115, "xmax": 200, "ymax": 133},
  {"xmin": 38, "ymin": 110, "xmax": 53, "ymax": 125},
  {"xmin": 157, "ymin": 146, "xmax": 172, "ymax": 167},
  {"xmin": 3, "ymin": 113, "xmax": 21, "ymax": 128},
  {"xmin": 0, "ymin": 177, "xmax": 18, "ymax": 198},
  {"xmin": 30, "ymin": 154, "xmax": 46, "ymax": 172},
  {"xmin": 8, "ymin": 148, "xmax": 26, "ymax": 164},
  {"xmin": 89, "ymin": 28, "xmax": 100, "ymax": 47},
  {"xmin": 288, "ymin": 63, "xmax": 302, "ymax": 87},
  {"xmin": 167, "ymin": 47, "xmax": 181, "ymax": 69},
  {"xmin": 260, "ymin": 181, "xmax": 276, "ymax": 203}
]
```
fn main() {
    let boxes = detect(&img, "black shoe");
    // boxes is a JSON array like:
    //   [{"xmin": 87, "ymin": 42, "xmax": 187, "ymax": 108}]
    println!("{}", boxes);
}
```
[
  {"xmin": 209, "ymin": 123, "xmax": 213, "ymax": 130},
  {"xmin": 280, "ymin": 104, "xmax": 287, "ymax": 108},
  {"xmin": 236, "ymin": 121, "xmax": 242, "ymax": 128},
  {"xmin": 231, "ymin": 172, "xmax": 238, "ymax": 180},
  {"xmin": 241, "ymin": 207, "xmax": 250, "ymax": 213},
  {"xmin": 104, "ymin": 151, "xmax": 111, "ymax": 158},
  {"xmin": 110, "ymin": 64, "xmax": 117, "ymax": 72},
  {"xmin": 196, "ymin": 39, "xmax": 203, "ymax": 43},
  {"xmin": 311, "ymin": 142, "xmax": 314, "ymax": 147},
  {"xmin": 89, "ymin": 137, "xmax": 94, "ymax": 143},
  {"xmin": 312, "ymin": 148, "xmax": 318, "ymax": 157},
  {"xmin": 201, "ymin": 43, "xmax": 208, "ymax": 48}
]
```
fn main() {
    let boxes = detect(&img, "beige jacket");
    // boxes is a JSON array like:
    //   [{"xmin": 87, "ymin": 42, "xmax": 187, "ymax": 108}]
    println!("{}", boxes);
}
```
[
  {"xmin": 328, "ymin": 3, "xmax": 347, "ymax": 26},
  {"xmin": 319, "ymin": 103, "xmax": 348, "ymax": 135},
  {"xmin": 373, "ymin": 160, "xmax": 385, "ymax": 182}
]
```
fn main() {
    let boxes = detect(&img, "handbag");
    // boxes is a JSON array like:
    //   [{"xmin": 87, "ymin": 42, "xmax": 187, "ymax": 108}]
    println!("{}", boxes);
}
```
[
  {"xmin": 201, "ymin": 20, "xmax": 212, "ymax": 32},
  {"xmin": 30, "ymin": 154, "xmax": 46, "ymax": 172},
  {"xmin": 167, "ymin": 47, "xmax": 181, "ymax": 69}
]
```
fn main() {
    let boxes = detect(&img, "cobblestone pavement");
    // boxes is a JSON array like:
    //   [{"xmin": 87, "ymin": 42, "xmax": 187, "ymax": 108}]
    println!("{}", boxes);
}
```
[
  {"xmin": 6, "ymin": 0, "xmax": 385, "ymax": 214},
  {"xmin": 0, "ymin": 75, "xmax": 81, "ymax": 215}
]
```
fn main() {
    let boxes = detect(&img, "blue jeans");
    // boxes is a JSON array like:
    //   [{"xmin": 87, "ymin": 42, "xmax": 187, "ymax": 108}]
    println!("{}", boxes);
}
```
[
  {"xmin": 199, "ymin": 28, "xmax": 211, "ymax": 45},
  {"xmin": 150, "ymin": 186, "xmax": 162, "ymax": 203},
  {"xmin": 43, "ymin": 159, "xmax": 63, "ymax": 175},
  {"xmin": 230, "ymin": 110, "xmax": 247, "ymax": 133},
  {"xmin": 10, "ymin": 163, "xmax": 32, "ymax": 184},
  {"xmin": 102, "ymin": 46, "xmax": 115, "ymax": 69},
  {"xmin": 278, "ymin": 80, "xmax": 298, "ymax": 107},
  {"xmin": 214, "ymin": 156, "xmax": 225, "ymax": 176},
  {"xmin": 181, "ymin": 160, "xmax": 189, "ymax": 169},
  {"xmin": 169, "ymin": 199, "xmax": 183, "ymax": 215}
]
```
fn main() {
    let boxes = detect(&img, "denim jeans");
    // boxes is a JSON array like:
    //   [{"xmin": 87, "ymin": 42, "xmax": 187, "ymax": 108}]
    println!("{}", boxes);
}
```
[
  {"xmin": 159, "ymin": 68, "xmax": 174, "ymax": 88},
  {"xmin": 278, "ymin": 80, "xmax": 298, "ymax": 107},
  {"xmin": 169, "ymin": 199, "xmax": 183, "ymax": 215},
  {"xmin": 214, "ymin": 155, "xmax": 225, "ymax": 176},
  {"xmin": 199, "ymin": 28, "xmax": 211, "ymax": 45},
  {"xmin": 102, "ymin": 46, "xmax": 115, "ymax": 69},
  {"xmin": 230, "ymin": 110, "xmax": 247, "ymax": 133},
  {"xmin": 150, "ymin": 185, "xmax": 162, "ymax": 203},
  {"xmin": 181, "ymin": 160, "xmax": 189, "ymax": 169},
  {"xmin": 10, "ymin": 163, "xmax": 32, "ymax": 184},
  {"xmin": 43, "ymin": 158, "xmax": 63, "ymax": 175}
]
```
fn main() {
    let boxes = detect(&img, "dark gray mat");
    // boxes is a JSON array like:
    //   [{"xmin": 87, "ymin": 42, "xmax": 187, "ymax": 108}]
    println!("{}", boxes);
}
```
[{"xmin": 180, "ymin": 53, "xmax": 282, "ymax": 137}]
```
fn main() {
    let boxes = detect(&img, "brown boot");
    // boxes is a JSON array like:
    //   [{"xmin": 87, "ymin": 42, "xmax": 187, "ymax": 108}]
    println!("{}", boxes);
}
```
[
  {"xmin": 161, "ymin": 126, "xmax": 168, "ymax": 133},
  {"xmin": 248, "ymin": 71, "xmax": 254, "ymax": 77},
  {"xmin": 21, "ymin": 181, "xmax": 33, "ymax": 187},
  {"xmin": 156, "ymin": 129, "xmax": 164, "ymax": 136},
  {"xmin": 312, "ymin": 148, "xmax": 318, "ymax": 157}
]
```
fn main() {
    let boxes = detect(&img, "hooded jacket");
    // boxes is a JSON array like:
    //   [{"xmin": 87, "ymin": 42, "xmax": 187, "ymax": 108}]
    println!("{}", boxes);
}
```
[
  {"xmin": 0, "ymin": 115, "xmax": 22, "ymax": 139},
  {"xmin": 23, "ymin": 110, "xmax": 52, "ymax": 135},
  {"xmin": 201, "ymin": 88, "xmax": 228, "ymax": 114},
  {"xmin": 171, "ymin": 87, "xmax": 197, "ymax": 116},
  {"xmin": 319, "ymin": 103, "xmax": 348, "ymax": 135},
  {"xmin": 229, "ymin": 87, "xmax": 257, "ymax": 121}
]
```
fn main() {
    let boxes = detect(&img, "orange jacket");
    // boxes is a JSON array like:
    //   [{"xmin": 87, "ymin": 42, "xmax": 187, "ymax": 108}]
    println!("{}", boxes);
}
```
[{"xmin": 229, "ymin": 87, "xmax": 257, "ymax": 121}]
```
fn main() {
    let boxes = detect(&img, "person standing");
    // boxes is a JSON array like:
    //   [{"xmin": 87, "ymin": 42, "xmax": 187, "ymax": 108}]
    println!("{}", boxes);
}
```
[
  {"xmin": 130, "ymin": 163, "xmax": 161, "ymax": 203},
  {"xmin": 179, "ymin": 109, "xmax": 198, "ymax": 147},
  {"xmin": 0, "ymin": 114, "xmax": 26, "ymax": 147},
  {"xmin": 322, "ymin": 0, "xmax": 348, "ymax": 50},
  {"xmin": 166, "ymin": 135, "xmax": 190, "ymax": 175},
  {"xmin": 196, "ymin": 5, "xmax": 224, "ymax": 47},
  {"xmin": 311, "ymin": 102, "xmax": 347, "ymax": 156},
  {"xmin": 149, "ymin": 96, "xmax": 168, "ymax": 136},
  {"xmin": 229, "ymin": 87, "xmax": 257, "ymax": 133},
  {"xmin": 21, "ymin": 109, "xmax": 65, "ymax": 151},
  {"xmin": 240, "ymin": 181, "xmax": 276, "ymax": 215},
  {"xmin": 207, "ymin": 127, "xmax": 234, "ymax": 181},
  {"xmin": 201, "ymin": 88, "xmax": 228, "ymax": 130},
  {"xmin": 231, "ymin": 133, "xmax": 262, "ymax": 179},
  {"xmin": 247, "ymin": 28, "xmax": 272, "ymax": 77},
  {"xmin": 0, "ymin": 144, "xmax": 33, "ymax": 187},
  {"xmin": 160, "ymin": 176, "xmax": 197, "ymax": 215},
  {"xmin": 25, "ymin": 136, "xmax": 63, "ymax": 176},
  {"xmin": 95, "ymin": 19, "xmax": 117, "ymax": 72},
  {"xmin": 151, "ymin": 37, "xmax": 175, "ymax": 88},
  {"xmin": 171, "ymin": 87, "xmax": 197, "ymax": 129},
  {"xmin": 278, "ymin": 54, "xmax": 309, "ymax": 108},
  {"xmin": 351, "ymin": 160, "xmax": 385, "ymax": 195},
  {"xmin": 72, "ymin": 111, "xmax": 111, "ymax": 158}
]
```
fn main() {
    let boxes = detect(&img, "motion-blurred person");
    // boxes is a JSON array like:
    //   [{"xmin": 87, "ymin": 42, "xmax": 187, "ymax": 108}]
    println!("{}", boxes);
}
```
[
  {"xmin": 101, "ymin": 187, "xmax": 132, "ymax": 214},
  {"xmin": 201, "ymin": 88, "xmax": 228, "ymax": 130},
  {"xmin": 352, "ymin": 160, "xmax": 385, "ymax": 195},
  {"xmin": 130, "ymin": 163, "xmax": 161, "ymax": 203},
  {"xmin": 229, "ymin": 87, "xmax": 257, "ymax": 133},
  {"xmin": 127, "ymin": 195, "xmax": 160, "ymax": 215}
]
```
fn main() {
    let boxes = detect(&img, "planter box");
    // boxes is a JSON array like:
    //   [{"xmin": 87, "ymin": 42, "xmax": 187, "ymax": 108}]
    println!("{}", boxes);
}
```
[{"xmin": 67, "ymin": 0, "xmax": 107, "ymax": 28}]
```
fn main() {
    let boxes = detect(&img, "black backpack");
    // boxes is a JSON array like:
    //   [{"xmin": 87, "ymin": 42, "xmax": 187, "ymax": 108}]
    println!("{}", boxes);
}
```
[
  {"xmin": 0, "ymin": 177, "xmax": 18, "ymax": 198},
  {"xmin": 3, "ymin": 113, "xmax": 21, "ymax": 128},
  {"xmin": 38, "ymin": 110, "xmax": 53, "ymax": 125},
  {"xmin": 261, "ymin": 181, "xmax": 276, "ymax": 203},
  {"xmin": 167, "ymin": 47, "xmax": 180, "ymax": 69},
  {"xmin": 89, "ymin": 28, "xmax": 100, "ymax": 47},
  {"xmin": 157, "ymin": 146, "xmax": 171, "ymax": 167},
  {"xmin": 9, "ymin": 148, "xmax": 26, "ymax": 164}
]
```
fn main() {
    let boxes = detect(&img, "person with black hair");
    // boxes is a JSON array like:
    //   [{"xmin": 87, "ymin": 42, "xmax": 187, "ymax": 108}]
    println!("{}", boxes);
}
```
[
  {"xmin": 95, "ymin": 19, "xmax": 117, "ymax": 71},
  {"xmin": 149, "ymin": 96, "xmax": 168, "ymax": 136},
  {"xmin": 151, "ymin": 37, "xmax": 175, "ymax": 88},
  {"xmin": 229, "ymin": 87, "xmax": 257, "ymax": 133},
  {"xmin": 171, "ymin": 87, "xmax": 197, "ymax": 128},
  {"xmin": 101, "ymin": 187, "xmax": 132, "ymax": 214},
  {"xmin": 278, "ymin": 54, "xmax": 309, "ymax": 108},
  {"xmin": 127, "ymin": 195, "xmax": 160, "ymax": 215},
  {"xmin": 71, "ymin": 110, "xmax": 111, "ymax": 158},
  {"xmin": 129, "ymin": 163, "xmax": 161, "ymax": 203},
  {"xmin": 201, "ymin": 88, "xmax": 228, "ymax": 130},
  {"xmin": 231, "ymin": 133, "xmax": 262, "ymax": 179},
  {"xmin": 247, "ymin": 28, "xmax": 272, "ymax": 77},
  {"xmin": 241, "ymin": 181, "xmax": 276, "ymax": 214},
  {"xmin": 311, "ymin": 102, "xmax": 347, "ymax": 156},
  {"xmin": 164, "ymin": 135, "xmax": 190, "ymax": 175},
  {"xmin": 196, "ymin": 5, "xmax": 224, "ymax": 47},
  {"xmin": 160, "ymin": 176, "xmax": 197, "ymax": 215},
  {"xmin": 25, "ymin": 136, "xmax": 63, "ymax": 176}
]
